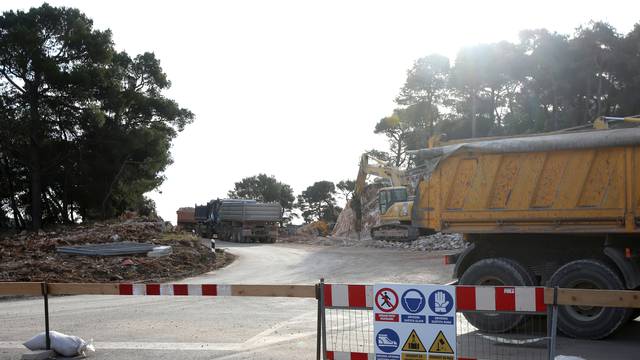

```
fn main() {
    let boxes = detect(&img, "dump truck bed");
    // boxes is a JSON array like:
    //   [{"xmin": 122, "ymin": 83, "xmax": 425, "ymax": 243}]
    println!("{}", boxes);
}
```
[
  {"xmin": 411, "ymin": 128, "xmax": 640, "ymax": 234},
  {"xmin": 218, "ymin": 201, "xmax": 282, "ymax": 222}
]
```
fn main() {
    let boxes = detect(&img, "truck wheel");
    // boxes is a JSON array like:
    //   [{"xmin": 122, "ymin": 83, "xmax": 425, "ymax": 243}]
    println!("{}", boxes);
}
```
[
  {"xmin": 459, "ymin": 258, "xmax": 534, "ymax": 333},
  {"xmin": 548, "ymin": 259, "xmax": 630, "ymax": 339}
]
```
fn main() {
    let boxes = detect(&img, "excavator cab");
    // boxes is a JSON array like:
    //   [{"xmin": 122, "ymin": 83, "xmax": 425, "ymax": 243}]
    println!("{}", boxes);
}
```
[{"xmin": 378, "ymin": 187, "xmax": 408, "ymax": 215}]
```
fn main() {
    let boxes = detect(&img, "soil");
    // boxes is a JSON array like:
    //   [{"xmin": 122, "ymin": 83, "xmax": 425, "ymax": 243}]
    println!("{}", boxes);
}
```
[{"xmin": 0, "ymin": 218, "xmax": 234, "ymax": 283}]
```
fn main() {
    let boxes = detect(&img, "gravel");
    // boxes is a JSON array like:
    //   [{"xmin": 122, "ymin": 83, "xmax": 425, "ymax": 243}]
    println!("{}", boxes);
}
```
[{"xmin": 279, "ymin": 232, "xmax": 467, "ymax": 252}]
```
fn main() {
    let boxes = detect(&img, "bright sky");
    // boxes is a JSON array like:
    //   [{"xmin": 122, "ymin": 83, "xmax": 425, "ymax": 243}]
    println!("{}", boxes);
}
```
[{"xmin": 2, "ymin": 1, "xmax": 638, "ymax": 224}]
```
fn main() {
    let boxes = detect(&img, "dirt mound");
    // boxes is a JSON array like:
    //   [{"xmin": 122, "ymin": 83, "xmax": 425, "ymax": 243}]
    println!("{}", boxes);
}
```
[
  {"xmin": 332, "ymin": 183, "xmax": 382, "ymax": 239},
  {"xmin": 0, "ymin": 219, "xmax": 232, "ymax": 283}
]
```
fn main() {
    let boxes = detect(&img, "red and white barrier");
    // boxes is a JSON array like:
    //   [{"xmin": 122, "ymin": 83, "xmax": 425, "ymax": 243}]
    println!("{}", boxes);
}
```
[
  {"xmin": 456, "ymin": 286, "xmax": 546, "ymax": 313},
  {"xmin": 326, "ymin": 351, "xmax": 372, "ymax": 360},
  {"xmin": 326, "ymin": 351, "xmax": 476, "ymax": 360},
  {"xmin": 322, "ymin": 284, "xmax": 546, "ymax": 313},
  {"xmin": 118, "ymin": 284, "xmax": 231, "ymax": 296},
  {"xmin": 323, "ymin": 284, "xmax": 373, "ymax": 308}
]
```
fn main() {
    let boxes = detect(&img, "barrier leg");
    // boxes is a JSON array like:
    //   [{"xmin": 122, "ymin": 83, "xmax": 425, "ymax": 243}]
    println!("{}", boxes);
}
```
[
  {"xmin": 548, "ymin": 287, "xmax": 559, "ymax": 360},
  {"xmin": 320, "ymin": 278, "xmax": 327, "ymax": 360},
  {"xmin": 40, "ymin": 282, "xmax": 51, "ymax": 350},
  {"xmin": 317, "ymin": 282, "xmax": 321, "ymax": 360}
]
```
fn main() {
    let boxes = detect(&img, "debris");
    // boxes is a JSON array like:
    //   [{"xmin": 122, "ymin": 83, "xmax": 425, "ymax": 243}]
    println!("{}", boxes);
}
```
[
  {"xmin": 332, "ymin": 183, "xmax": 382, "ymax": 239},
  {"xmin": 147, "ymin": 245, "xmax": 172, "ymax": 257},
  {"xmin": 281, "ymin": 232, "xmax": 466, "ymax": 252},
  {"xmin": 56, "ymin": 242, "xmax": 158, "ymax": 256},
  {"xmin": 121, "ymin": 259, "xmax": 135, "ymax": 266},
  {"xmin": 23, "ymin": 331, "xmax": 95, "ymax": 357},
  {"xmin": 0, "ymin": 218, "xmax": 234, "ymax": 283}
]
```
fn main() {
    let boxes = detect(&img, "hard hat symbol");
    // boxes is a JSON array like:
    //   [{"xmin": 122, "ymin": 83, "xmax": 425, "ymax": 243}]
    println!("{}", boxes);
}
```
[{"xmin": 401, "ymin": 289, "xmax": 426, "ymax": 313}]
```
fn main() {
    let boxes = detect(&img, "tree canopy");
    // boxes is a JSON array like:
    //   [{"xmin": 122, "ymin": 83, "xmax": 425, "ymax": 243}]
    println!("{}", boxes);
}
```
[
  {"xmin": 0, "ymin": 4, "xmax": 193, "ymax": 229},
  {"xmin": 227, "ymin": 174, "xmax": 295, "ymax": 217},
  {"xmin": 373, "ymin": 21, "xmax": 640, "ymax": 165},
  {"xmin": 296, "ymin": 180, "xmax": 340, "ymax": 223}
]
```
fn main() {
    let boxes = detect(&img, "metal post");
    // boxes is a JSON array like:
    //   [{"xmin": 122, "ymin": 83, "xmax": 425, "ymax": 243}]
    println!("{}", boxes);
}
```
[
  {"xmin": 320, "ymin": 278, "xmax": 327, "ymax": 360},
  {"xmin": 41, "ymin": 282, "xmax": 51, "ymax": 350},
  {"xmin": 548, "ymin": 287, "xmax": 559, "ymax": 360},
  {"xmin": 316, "ymin": 282, "xmax": 321, "ymax": 360}
]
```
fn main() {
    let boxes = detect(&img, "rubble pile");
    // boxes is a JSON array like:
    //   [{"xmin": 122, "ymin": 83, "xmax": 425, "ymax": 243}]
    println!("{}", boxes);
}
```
[
  {"xmin": 282, "ymin": 231, "xmax": 466, "ymax": 252},
  {"xmin": 0, "ymin": 218, "xmax": 232, "ymax": 283},
  {"xmin": 368, "ymin": 233, "xmax": 466, "ymax": 251},
  {"xmin": 332, "ymin": 183, "xmax": 382, "ymax": 239}
]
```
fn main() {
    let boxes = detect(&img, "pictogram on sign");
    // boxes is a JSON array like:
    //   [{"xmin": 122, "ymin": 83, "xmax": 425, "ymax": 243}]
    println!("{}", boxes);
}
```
[
  {"xmin": 376, "ymin": 287, "xmax": 399, "ymax": 312},
  {"xmin": 376, "ymin": 328, "xmax": 400, "ymax": 353},
  {"xmin": 401, "ymin": 289, "xmax": 426, "ymax": 313},
  {"xmin": 428, "ymin": 330, "xmax": 454, "ymax": 354},
  {"xmin": 428, "ymin": 290, "xmax": 453, "ymax": 315},
  {"xmin": 402, "ymin": 329, "xmax": 426, "ymax": 352}
]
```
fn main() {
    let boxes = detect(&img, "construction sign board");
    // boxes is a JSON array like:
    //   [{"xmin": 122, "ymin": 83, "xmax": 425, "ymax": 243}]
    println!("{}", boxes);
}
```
[{"xmin": 373, "ymin": 284, "xmax": 456, "ymax": 360}]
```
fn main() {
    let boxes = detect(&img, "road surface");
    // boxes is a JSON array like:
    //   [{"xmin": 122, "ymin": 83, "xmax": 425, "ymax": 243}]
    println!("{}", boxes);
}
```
[{"xmin": 0, "ymin": 241, "xmax": 638, "ymax": 359}]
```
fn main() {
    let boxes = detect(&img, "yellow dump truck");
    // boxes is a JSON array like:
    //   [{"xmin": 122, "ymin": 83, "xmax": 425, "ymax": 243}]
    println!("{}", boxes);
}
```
[{"xmin": 410, "ymin": 127, "xmax": 640, "ymax": 339}]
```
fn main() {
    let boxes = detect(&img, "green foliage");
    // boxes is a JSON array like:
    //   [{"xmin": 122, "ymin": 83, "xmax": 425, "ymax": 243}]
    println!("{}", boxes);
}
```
[
  {"xmin": 228, "ymin": 174, "xmax": 295, "ymax": 217},
  {"xmin": 376, "ymin": 21, "xmax": 640, "ymax": 152},
  {"xmin": 336, "ymin": 180, "xmax": 355, "ymax": 202},
  {"xmin": 0, "ymin": 4, "xmax": 192, "ymax": 229},
  {"xmin": 296, "ymin": 181, "xmax": 338, "ymax": 223}
]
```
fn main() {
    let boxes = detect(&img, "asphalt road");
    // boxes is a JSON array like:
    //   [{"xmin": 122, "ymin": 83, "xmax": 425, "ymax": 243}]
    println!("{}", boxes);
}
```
[{"xmin": 0, "ymin": 241, "xmax": 638, "ymax": 359}]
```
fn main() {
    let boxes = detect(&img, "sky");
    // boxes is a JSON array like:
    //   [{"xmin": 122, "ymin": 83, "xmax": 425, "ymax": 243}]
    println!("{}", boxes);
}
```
[{"xmin": 2, "ymin": 1, "xmax": 638, "ymax": 224}]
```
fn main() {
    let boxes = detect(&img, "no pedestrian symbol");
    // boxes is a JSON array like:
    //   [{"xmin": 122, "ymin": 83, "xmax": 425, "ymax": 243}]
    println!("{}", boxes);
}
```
[{"xmin": 376, "ymin": 287, "xmax": 399, "ymax": 312}]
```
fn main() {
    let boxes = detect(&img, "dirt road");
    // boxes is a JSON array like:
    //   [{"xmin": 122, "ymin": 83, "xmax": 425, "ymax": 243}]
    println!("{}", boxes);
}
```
[{"xmin": 0, "ymin": 241, "xmax": 638, "ymax": 359}]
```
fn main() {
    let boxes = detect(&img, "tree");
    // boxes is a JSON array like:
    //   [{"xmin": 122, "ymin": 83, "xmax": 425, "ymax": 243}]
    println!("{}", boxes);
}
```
[
  {"xmin": 373, "ymin": 111, "xmax": 412, "ymax": 167},
  {"xmin": 0, "ymin": 4, "xmax": 193, "ymax": 228},
  {"xmin": 336, "ymin": 180, "xmax": 355, "ymax": 202},
  {"xmin": 396, "ymin": 54, "xmax": 450, "ymax": 136},
  {"xmin": 296, "ymin": 181, "xmax": 337, "ymax": 223},
  {"xmin": 228, "ymin": 174, "xmax": 295, "ymax": 217}
]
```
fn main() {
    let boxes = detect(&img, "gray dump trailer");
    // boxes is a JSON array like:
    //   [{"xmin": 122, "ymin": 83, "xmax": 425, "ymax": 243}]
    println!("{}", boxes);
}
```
[{"xmin": 195, "ymin": 199, "xmax": 282, "ymax": 243}]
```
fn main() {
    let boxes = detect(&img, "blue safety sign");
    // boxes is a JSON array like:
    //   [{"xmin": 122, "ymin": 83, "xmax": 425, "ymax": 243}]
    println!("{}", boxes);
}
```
[
  {"xmin": 401, "ymin": 288, "xmax": 426, "ymax": 314},
  {"xmin": 428, "ymin": 289, "xmax": 454, "ymax": 315},
  {"xmin": 375, "ymin": 328, "xmax": 400, "ymax": 353}
]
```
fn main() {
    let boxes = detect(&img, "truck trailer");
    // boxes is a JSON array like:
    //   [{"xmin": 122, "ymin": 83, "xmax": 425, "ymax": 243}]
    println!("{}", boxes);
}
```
[
  {"xmin": 409, "ymin": 127, "xmax": 640, "ymax": 339},
  {"xmin": 195, "ymin": 199, "xmax": 281, "ymax": 243}
]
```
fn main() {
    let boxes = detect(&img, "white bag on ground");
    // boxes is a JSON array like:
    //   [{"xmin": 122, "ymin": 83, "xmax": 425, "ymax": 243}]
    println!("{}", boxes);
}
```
[{"xmin": 23, "ymin": 331, "xmax": 95, "ymax": 357}]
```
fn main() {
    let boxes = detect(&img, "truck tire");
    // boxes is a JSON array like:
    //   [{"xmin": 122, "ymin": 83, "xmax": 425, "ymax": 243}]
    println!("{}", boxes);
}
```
[
  {"xmin": 548, "ymin": 259, "xmax": 630, "ymax": 339},
  {"xmin": 459, "ymin": 257, "xmax": 534, "ymax": 332}
]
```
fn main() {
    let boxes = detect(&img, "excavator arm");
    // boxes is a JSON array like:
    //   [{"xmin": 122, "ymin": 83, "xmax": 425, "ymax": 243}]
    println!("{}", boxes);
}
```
[{"xmin": 354, "ymin": 154, "xmax": 407, "ymax": 197}]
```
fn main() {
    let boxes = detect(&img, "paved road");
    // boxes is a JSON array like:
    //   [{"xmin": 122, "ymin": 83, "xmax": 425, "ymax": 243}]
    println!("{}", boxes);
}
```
[{"xmin": 0, "ymin": 241, "xmax": 638, "ymax": 359}]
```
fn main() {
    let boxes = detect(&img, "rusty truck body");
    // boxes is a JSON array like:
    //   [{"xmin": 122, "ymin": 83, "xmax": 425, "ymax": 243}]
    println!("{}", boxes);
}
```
[{"xmin": 409, "ymin": 127, "xmax": 640, "ymax": 339}]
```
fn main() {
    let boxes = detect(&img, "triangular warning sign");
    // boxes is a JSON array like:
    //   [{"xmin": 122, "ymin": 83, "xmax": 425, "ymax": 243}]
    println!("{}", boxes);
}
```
[
  {"xmin": 428, "ymin": 331, "xmax": 453, "ymax": 354},
  {"xmin": 402, "ymin": 329, "xmax": 426, "ymax": 352}
]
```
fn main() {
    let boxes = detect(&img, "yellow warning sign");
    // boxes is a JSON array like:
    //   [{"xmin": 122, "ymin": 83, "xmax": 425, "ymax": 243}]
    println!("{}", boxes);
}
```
[
  {"xmin": 402, "ymin": 329, "xmax": 427, "ymax": 352},
  {"xmin": 428, "ymin": 331, "xmax": 454, "ymax": 354}
]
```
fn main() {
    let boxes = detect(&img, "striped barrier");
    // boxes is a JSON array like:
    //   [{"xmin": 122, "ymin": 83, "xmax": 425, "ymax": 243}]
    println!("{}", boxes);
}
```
[
  {"xmin": 326, "ymin": 351, "xmax": 478, "ymax": 360},
  {"xmin": 0, "ymin": 282, "xmax": 316, "ymax": 298},
  {"xmin": 321, "ymin": 283, "xmax": 546, "ymax": 313},
  {"xmin": 456, "ymin": 285, "xmax": 546, "ymax": 313},
  {"xmin": 323, "ymin": 284, "xmax": 373, "ymax": 308}
]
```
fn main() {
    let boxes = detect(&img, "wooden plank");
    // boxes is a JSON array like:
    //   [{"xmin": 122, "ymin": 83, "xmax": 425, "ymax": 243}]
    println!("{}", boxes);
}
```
[
  {"xmin": 544, "ymin": 288, "xmax": 640, "ymax": 308},
  {"xmin": 48, "ymin": 283, "xmax": 120, "ymax": 295},
  {"xmin": 231, "ymin": 285, "xmax": 316, "ymax": 298},
  {"xmin": 0, "ymin": 282, "xmax": 42, "ymax": 296}
]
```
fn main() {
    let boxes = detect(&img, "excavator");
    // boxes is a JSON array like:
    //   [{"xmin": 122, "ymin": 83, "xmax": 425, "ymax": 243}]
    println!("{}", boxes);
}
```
[{"xmin": 353, "ymin": 153, "xmax": 420, "ymax": 241}]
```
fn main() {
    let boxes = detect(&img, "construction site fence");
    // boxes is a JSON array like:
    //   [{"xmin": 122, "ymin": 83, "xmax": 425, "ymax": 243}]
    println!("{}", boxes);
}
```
[
  {"xmin": 318, "ymin": 282, "xmax": 640, "ymax": 360},
  {"xmin": 2, "ymin": 281, "xmax": 640, "ymax": 359}
]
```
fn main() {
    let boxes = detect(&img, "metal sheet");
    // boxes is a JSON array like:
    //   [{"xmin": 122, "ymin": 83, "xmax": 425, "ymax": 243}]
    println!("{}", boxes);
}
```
[{"xmin": 56, "ymin": 242, "xmax": 157, "ymax": 256}]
